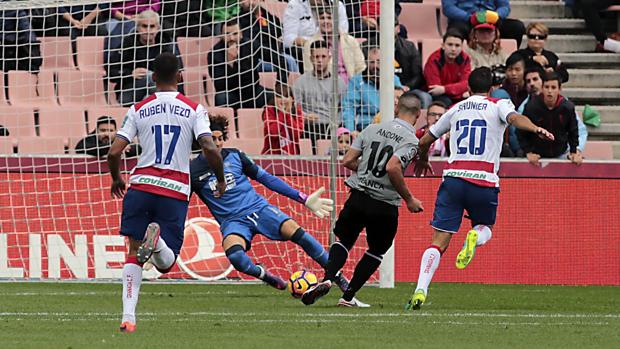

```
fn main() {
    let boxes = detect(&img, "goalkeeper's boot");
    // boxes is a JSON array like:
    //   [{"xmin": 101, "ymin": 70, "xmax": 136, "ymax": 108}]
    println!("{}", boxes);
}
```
[
  {"xmin": 337, "ymin": 297, "xmax": 371, "ymax": 308},
  {"xmin": 301, "ymin": 280, "xmax": 332, "ymax": 305},
  {"xmin": 258, "ymin": 266, "xmax": 287, "ymax": 290},
  {"xmin": 136, "ymin": 223, "xmax": 160, "ymax": 264},
  {"xmin": 405, "ymin": 289, "xmax": 426, "ymax": 311},
  {"xmin": 120, "ymin": 321, "xmax": 136, "ymax": 333},
  {"xmin": 456, "ymin": 229, "xmax": 478, "ymax": 270}
]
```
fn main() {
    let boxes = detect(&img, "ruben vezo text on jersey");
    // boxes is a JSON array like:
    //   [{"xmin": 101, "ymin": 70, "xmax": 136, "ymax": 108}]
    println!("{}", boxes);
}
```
[{"xmin": 139, "ymin": 104, "xmax": 191, "ymax": 119}]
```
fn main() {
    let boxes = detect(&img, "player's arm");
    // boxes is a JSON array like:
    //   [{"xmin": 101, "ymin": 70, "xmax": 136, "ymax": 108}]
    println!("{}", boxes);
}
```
[
  {"xmin": 198, "ymin": 135, "xmax": 226, "ymax": 196},
  {"xmin": 507, "ymin": 113, "xmax": 554, "ymax": 141},
  {"xmin": 107, "ymin": 135, "xmax": 130, "ymax": 198},
  {"xmin": 342, "ymin": 129, "xmax": 365, "ymax": 171},
  {"xmin": 386, "ymin": 153, "xmax": 423, "ymax": 213}
]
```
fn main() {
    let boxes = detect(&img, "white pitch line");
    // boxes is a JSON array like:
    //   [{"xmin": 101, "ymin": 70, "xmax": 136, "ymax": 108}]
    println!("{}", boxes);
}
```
[{"xmin": 0, "ymin": 290, "xmax": 241, "ymax": 296}]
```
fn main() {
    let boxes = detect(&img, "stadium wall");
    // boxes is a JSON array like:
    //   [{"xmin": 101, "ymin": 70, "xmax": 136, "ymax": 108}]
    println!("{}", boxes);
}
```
[{"xmin": 1, "ymin": 157, "xmax": 618, "ymax": 285}]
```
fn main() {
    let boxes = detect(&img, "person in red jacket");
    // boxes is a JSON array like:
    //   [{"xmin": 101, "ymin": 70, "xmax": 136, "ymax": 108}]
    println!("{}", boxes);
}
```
[
  {"xmin": 423, "ymin": 29, "xmax": 471, "ymax": 107},
  {"xmin": 262, "ymin": 82, "xmax": 304, "ymax": 155}
]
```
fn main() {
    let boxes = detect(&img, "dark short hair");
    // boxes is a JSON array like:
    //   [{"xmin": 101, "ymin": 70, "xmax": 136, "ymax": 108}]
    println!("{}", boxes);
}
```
[
  {"xmin": 443, "ymin": 28, "xmax": 464, "ymax": 42},
  {"xmin": 223, "ymin": 18, "xmax": 239, "ymax": 30},
  {"xmin": 542, "ymin": 71, "xmax": 562, "ymax": 87},
  {"xmin": 428, "ymin": 100, "xmax": 447, "ymax": 110},
  {"xmin": 468, "ymin": 67, "xmax": 494, "ymax": 93},
  {"xmin": 397, "ymin": 91, "xmax": 422, "ymax": 116},
  {"xmin": 153, "ymin": 52, "xmax": 179, "ymax": 84},
  {"xmin": 209, "ymin": 114, "xmax": 230, "ymax": 141},
  {"xmin": 524, "ymin": 64, "xmax": 545, "ymax": 79},
  {"xmin": 96, "ymin": 115, "xmax": 116, "ymax": 128},
  {"xmin": 505, "ymin": 51, "xmax": 525, "ymax": 68},
  {"xmin": 310, "ymin": 39, "xmax": 329, "ymax": 53}
]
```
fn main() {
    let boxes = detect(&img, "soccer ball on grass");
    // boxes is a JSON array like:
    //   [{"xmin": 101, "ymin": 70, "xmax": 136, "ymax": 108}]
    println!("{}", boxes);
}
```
[{"xmin": 287, "ymin": 270, "xmax": 318, "ymax": 298}]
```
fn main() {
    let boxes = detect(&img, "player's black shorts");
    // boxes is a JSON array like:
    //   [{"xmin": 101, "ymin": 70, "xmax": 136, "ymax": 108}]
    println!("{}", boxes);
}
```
[{"xmin": 333, "ymin": 189, "xmax": 399, "ymax": 255}]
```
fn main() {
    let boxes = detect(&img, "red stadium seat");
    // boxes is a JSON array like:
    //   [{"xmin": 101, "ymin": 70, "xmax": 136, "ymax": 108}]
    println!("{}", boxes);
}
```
[
  {"xmin": 421, "ymin": 38, "xmax": 443, "ymax": 67},
  {"xmin": 76, "ymin": 36, "xmax": 105, "ymax": 73},
  {"xmin": 0, "ymin": 138, "xmax": 14, "ymax": 154},
  {"xmin": 87, "ymin": 107, "xmax": 129, "ymax": 130},
  {"xmin": 237, "ymin": 108, "xmax": 264, "ymax": 139},
  {"xmin": 583, "ymin": 141, "xmax": 614, "ymax": 160},
  {"xmin": 259, "ymin": 72, "xmax": 277, "ymax": 90},
  {"xmin": 0, "ymin": 106, "xmax": 36, "ymax": 138},
  {"xmin": 261, "ymin": 0, "xmax": 287, "ymax": 19},
  {"xmin": 178, "ymin": 37, "xmax": 220, "ymax": 70},
  {"xmin": 206, "ymin": 107, "xmax": 237, "ymax": 139},
  {"xmin": 39, "ymin": 37, "xmax": 76, "ymax": 71},
  {"xmin": 38, "ymin": 107, "xmax": 88, "ymax": 139},
  {"xmin": 316, "ymin": 139, "xmax": 332, "ymax": 156},
  {"xmin": 0, "ymin": 73, "xmax": 7, "ymax": 106},
  {"xmin": 182, "ymin": 69, "xmax": 208, "ymax": 107},
  {"xmin": 17, "ymin": 136, "xmax": 66, "ymax": 154},
  {"xmin": 299, "ymin": 138, "xmax": 313, "ymax": 156},
  {"xmin": 204, "ymin": 73, "xmax": 216, "ymax": 106},
  {"xmin": 226, "ymin": 138, "xmax": 264, "ymax": 155},
  {"xmin": 8, "ymin": 70, "xmax": 58, "ymax": 108},
  {"xmin": 399, "ymin": 3, "xmax": 442, "ymax": 42},
  {"xmin": 57, "ymin": 70, "xmax": 107, "ymax": 106}
]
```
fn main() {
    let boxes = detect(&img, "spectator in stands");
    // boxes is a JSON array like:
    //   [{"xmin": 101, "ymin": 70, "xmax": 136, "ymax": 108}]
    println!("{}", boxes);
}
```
[
  {"xmin": 423, "ymin": 29, "xmax": 471, "ymax": 106},
  {"xmin": 577, "ymin": 0, "xmax": 620, "ymax": 53},
  {"xmin": 519, "ymin": 72, "xmax": 582, "ymax": 166},
  {"xmin": 293, "ymin": 40, "xmax": 347, "ymax": 151},
  {"xmin": 239, "ymin": 0, "xmax": 298, "ymax": 72},
  {"xmin": 342, "ymin": 45, "xmax": 404, "ymax": 132},
  {"xmin": 160, "ymin": 1, "xmax": 215, "ymax": 37},
  {"xmin": 209, "ymin": 19, "xmax": 283, "ymax": 110},
  {"xmin": 335, "ymin": 127, "xmax": 352, "ymax": 156},
  {"xmin": 75, "ymin": 116, "xmax": 140, "ymax": 157},
  {"xmin": 303, "ymin": 8, "xmax": 365, "ymax": 87},
  {"xmin": 516, "ymin": 22, "xmax": 569, "ymax": 83},
  {"xmin": 109, "ymin": 10, "xmax": 182, "ymax": 106},
  {"xmin": 415, "ymin": 101, "xmax": 449, "ymax": 157},
  {"xmin": 0, "ymin": 9, "xmax": 42, "ymax": 72},
  {"xmin": 107, "ymin": 0, "xmax": 161, "ymax": 50},
  {"xmin": 372, "ymin": 87, "xmax": 405, "ymax": 124},
  {"xmin": 262, "ymin": 82, "xmax": 304, "ymax": 155},
  {"xmin": 283, "ymin": 0, "xmax": 348, "ymax": 72},
  {"xmin": 58, "ymin": 3, "xmax": 109, "ymax": 40},
  {"xmin": 492, "ymin": 51, "xmax": 528, "ymax": 108},
  {"xmin": 514, "ymin": 66, "xmax": 588, "ymax": 156},
  {"xmin": 465, "ymin": 21, "xmax": 507, "ymax": 70},
  {"xmin": 394, "ymin": 19, "xmax": 431, "ymax": 108},
  {"xmin": 442, "ymin": 0, "xmax": 526, "ymax": 47}
]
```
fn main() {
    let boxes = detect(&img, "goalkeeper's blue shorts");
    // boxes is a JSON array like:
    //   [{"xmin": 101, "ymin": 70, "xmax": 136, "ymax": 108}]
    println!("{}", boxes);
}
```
[{"xmin": 220, "ymin": 204, "xmax": 291, "ymax": 250}]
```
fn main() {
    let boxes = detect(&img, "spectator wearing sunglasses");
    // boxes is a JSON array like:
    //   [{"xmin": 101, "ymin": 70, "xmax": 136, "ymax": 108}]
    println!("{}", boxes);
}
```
[{"xmin": 516, "ymin": 22, "xmax": 569, "ymax": 83}]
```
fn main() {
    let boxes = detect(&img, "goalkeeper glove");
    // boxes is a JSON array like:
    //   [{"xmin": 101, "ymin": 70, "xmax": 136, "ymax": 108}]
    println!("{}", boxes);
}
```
[{"xmin": 303, "ymin": 187, "xmax": 334, "ymax": 219}]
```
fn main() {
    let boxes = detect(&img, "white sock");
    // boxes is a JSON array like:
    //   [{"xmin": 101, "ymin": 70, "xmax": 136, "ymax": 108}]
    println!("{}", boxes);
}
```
[
  {"xmin": 151, "ymin": 238, "xmax": 175, "ymax": 270},
  {"xmin": 473, "ymin": 224, "xmax": 493, "ymax": 246},
  {"xmin": 415, "ymin": 247, "xmax": 441, "ymax": 294},
  {"xmin": 122, "ymin": 262, "xmax": 143, "ymax": 324}
]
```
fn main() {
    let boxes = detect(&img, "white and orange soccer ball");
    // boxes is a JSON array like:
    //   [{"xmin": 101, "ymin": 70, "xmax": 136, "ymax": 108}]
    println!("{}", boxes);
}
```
[{"xmin": 287, "ymin": 270, "xmax": 318, "ymax": 298}]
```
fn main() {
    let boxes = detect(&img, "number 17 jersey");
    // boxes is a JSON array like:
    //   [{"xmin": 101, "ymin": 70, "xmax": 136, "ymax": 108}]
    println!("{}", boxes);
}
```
[
  {"xmin": 116, "ymin": 92, "xmax": 212, "ymax": 201},
  {"xmin": 429, "ymin": 95, "xmax": 516, "ymax": 188}
]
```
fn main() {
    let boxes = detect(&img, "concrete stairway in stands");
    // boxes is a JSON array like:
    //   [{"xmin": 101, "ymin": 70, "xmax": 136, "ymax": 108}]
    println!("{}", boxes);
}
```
[{"xmin": 513, "ymin": 0, "xmax": 620, "ymax": 158}]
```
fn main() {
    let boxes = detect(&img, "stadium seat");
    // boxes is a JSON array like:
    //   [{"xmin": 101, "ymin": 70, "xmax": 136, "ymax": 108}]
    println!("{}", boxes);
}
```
[
  {"xmin": 178, "ymin": 37, "xmax": 220, "ymax": 71},
  {"xmin": 299, "ymin": 138, "xmax": 313, "ymax": 156},
  {"xmin": 583, "ymin": 141, "xmax": 614, "ymax": 160},
  {"xmin": 316, "ymin": 139, "xmax": 332, "ymax": 156},
  {"xmin": 0, "ymin": 138, "xmax": 14, "ymax": 154},
  {"xmin": 259, "ymin": 72, "xmax": 277, "ymax": 90},
  {"xmin": 206, "ymin": 107, "xmax": 237, "ymax": 139},
  {"xmin": 399, "ymin": 3, "xmax": 442, "ymax": 42},
  {"xmin": 57, "ymin": 70, "xmax": 107, "ymax": 106},
  {"xmin": 226, "ymin": 138, "xmax": 264, "ymax": 155},
  {"xmin": 76, "ymin": 36, "xmax": 105, "ymax": 73},
  {"xmin": 237, "ymin": 108, "xmax": 264, "ymax": 139},
  {"xmin": 0, "ymin": 73, "xmax": 7, "ymax": 106},
  {"xmin": 204, "ymin": 73, "xmax": 216, "ymax": 106},
  {"xmin": 17, "ymin": 136, "xmax": 66, "ymax": 154},
  {"xmin": 182, "ymin": 69, "xmax": 208, "ymax": 107},
  {"xmin": 261, "ymin": 0, "xmax": 287, "ymax": 19},
  {"xmin": 421, "ymin": 38, "xmax": 443, "ymax": 66},
  {"xmin": 38, "ymin": 107, "xmax": 88, "ymax": 139},
  {"xmin": 501, "ymin": 39, "xmax": 518, "ymax": 56},
  {"xmin": 39, "ymin": 37, "xmax": 76, "ymax": 71},
  {"xmin": 87, "ymin": 107, "xmax": 128, "ymax": 129},
  {"xmin": 0, "ymin": 106, "xmax": 36, "ymax": 138},
  {"xmin": 8, "ymin": 70, "xmax": 58, "ymax": 108}
]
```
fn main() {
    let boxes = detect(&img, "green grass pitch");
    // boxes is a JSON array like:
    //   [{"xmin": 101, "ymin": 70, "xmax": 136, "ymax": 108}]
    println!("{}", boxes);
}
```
[{"xmin": 0, "ymin": 282, "xmax": 618, "ymax": 348}]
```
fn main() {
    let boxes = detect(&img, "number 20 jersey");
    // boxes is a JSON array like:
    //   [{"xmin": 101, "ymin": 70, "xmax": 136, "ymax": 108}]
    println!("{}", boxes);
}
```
[
  {"xmin": 346, "ymin": 118, "xmax": 419, "ymax": 207},
  {"xmin": 429, "ymin": 95, "xmax": 516, "ymax": 188},
  {"xmin": 116, "ymin": 92, "xmax": 212, "ymax": 201}
]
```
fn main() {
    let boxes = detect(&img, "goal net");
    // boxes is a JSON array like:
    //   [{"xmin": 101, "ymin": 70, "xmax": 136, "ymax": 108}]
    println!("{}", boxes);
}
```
[{"xmin": 0, "ymin": 0, "xmax": 385, "ymax": 283}]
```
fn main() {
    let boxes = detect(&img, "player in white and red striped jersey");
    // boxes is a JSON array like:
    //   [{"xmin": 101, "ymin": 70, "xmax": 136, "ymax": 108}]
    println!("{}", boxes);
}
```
[
  {"xmin": 107, "ymin": 52, "xmax": 226, "ymax": 333},
  {"xmin": 405, "ymin": 67, "xmax": 554, "ymax": 310}
]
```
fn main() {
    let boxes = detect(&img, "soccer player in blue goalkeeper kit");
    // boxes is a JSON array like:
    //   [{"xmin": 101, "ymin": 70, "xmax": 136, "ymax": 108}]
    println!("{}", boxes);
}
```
[{"xmin": 190, "ymin": 115, "xmax": 366, "ymax": 305}]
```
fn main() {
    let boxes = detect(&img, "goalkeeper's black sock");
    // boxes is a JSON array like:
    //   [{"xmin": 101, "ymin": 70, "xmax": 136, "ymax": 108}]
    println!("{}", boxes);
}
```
[
  {"xmin": 323, "ymin": 242, "xmax": 349, "ymax": 282},
  {"xmin": 342, "ymin": 251, "xmax": 382, "ymax": 301}
]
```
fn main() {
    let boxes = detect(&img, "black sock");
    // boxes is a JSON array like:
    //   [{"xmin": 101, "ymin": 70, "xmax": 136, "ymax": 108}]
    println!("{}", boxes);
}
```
[
  {"xmin": 342, "ymin": 251, "xmax": 382, "ymax": 301},
  {"xmin": 323, "ymin": 242, "xmax": 349, "ymax": 282}
]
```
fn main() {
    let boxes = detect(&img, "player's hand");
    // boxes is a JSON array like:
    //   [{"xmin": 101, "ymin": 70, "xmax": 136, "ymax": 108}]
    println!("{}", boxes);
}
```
[
  {"xmin": 304, "ymin": 187, "xmax": 334, "ymax": 219},
  {"xmin": 568, "ymin": 151, "xmax": 583, "ymax": 165},
  {"xmin": 414, "ymin": 159, "xmax": 434, "ymax": 177},
  {"xmin": 406, "ymin": 197, "xmax": 424, "ymax": 213},
  {"xmin": 111, "ymin": 179, "xmax": 126, "ymax": 199},
  {"xmin": 535, "ymin": 127, "xmax": 555, "ymax": 141},
  {"xmin": 526, "ymin": 152, "xmax": 541, "ymax": 167},
  {"xmin": 214, "ymin": 180, "xmax": 227, "ymax": 198}
]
